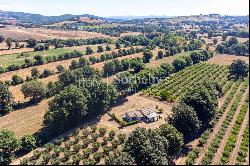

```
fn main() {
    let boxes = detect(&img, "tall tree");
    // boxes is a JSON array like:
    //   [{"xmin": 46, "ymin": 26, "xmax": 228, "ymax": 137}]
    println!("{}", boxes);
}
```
[
  {"xmin": 229, "ymin": 59, "xmax": 249, "ymax": 79},
  {"xmin": 27, "ymin": 38, "xmax": 37, "ymax": 48},
  {"xmin": 158, "ymin": 124, "xmax": 184, "ymax": 157},
  {"xmin": 169, "ymin": 103, "xmax": 201, "ymax": 139},
  {"xmin": 21, "ymin": 80, "xmax": 47, "ymax": 102},
  {"xmin": 0, "ymin": 130, "xmax": 19, "ymax": 165},
  {"xmin": 86, "ymin": 47, "xmax": 94, "ymax": 55},
  {"xmin": 143, "ymin": 49, "xmax": 153, "ymax": 63},
  {"xmin": 6, "ymin": 38, "xmax": 12, "ymax": 50},
  {"xmin": 43, "ymin": 85, "xmax": 88, "ymax": 134},
  {"xmin": 124, "ymin": 128, "xmax": 169, "ymax": 165},
  {"xmin": 0, "ymin": 35, "xmax": 4, "ymax": 43},
  {"xmin": 0, "ymin": 82, "xmax": 14, "ymax": 116},
  {"xmin": 182, "ymin": 85, "xmax": 218, "ymax": 125}
]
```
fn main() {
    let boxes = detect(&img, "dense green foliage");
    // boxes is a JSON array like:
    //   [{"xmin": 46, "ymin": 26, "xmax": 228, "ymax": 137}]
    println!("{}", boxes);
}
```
[
  {"xmin": 229, "ymin": 59, "xmax": 249, "ymax": 79},
  {"xmin": 216, "ymin": 37, "xmax": 249, "ymax": 56},
  {"xmin": 0, "ymin": 130, "xmax": 19, "ymax": 165},
  {"xmin": 0, "ymin": 82, "xmax": 14, "ymax": 116},
  {"xmin": 124, "ymin": 128, "xmax": 169, "ymax": 165},
  {"xmin": 21, "ymin": 80, "xmax": 47, "ymax": 101},
  {"xmin": 169, "ymin": 103, "xmax": 202, "ymax": 139}
]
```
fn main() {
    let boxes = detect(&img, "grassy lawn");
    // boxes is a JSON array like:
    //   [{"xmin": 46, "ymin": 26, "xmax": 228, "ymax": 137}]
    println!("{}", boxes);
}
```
[
  {"xmin": 0, "ymin": 48, "xmax": 73, "ymax": 68},
  {"xmin": 0, "ymin": 44, "xmax": 117, "ymax": 68}
]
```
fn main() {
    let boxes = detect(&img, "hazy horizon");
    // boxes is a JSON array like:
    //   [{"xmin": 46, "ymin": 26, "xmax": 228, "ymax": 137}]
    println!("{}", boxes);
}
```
[{"xmin": 0, "ymin": 0, "xmax": 249, "ymax": 17}]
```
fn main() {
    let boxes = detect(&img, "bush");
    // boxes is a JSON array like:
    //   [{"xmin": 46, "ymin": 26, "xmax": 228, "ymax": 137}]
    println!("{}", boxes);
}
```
[
  {"xmin": 99, "ymin": 127, "xmax": 107, "ymax": 136},
  {"xmin": 40, "ymin": 69, "xmax": 54, "ymax": 78},
  {"xmin": 11, "ymin": 75, "xmax": 24, "ymax": 86},
  {"xmin": 20, "ymin": 135, "xmax": 37, "ymax": 152},
  {"xmin": 109, "ymin": 113, "xmax": 126, "ymax": 126},
  {"xmin": 56, "ymin": 65, "xmax": 65, "ymax": 73}
]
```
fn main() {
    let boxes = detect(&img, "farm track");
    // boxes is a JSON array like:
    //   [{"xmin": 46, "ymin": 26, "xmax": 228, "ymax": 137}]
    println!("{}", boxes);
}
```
[
  {"xmin": 230, "ymin": 110, "xmax": 249, "ymax": 165},
  {"xmin": 194, "ymin": 82, "xmax": 243, "ymax": 165},
  {"xmin": 211, "ymin": 86, "xmax": 249, "ymax": 165}
]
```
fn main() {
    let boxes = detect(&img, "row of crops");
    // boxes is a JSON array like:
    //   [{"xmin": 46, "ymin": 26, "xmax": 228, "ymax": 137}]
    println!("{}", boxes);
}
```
[
  {"xmin": 199, "ymin": 78, "xmax": 249, "ymax": 165},
  {"xmin": 219, "ymin": 94, "xmax": 249, "ymax": 164},
  {"xmin": 20, "ymin": 125, "xmax": 126, "ymax": 165},
  {"xmin": 185, "ymin": 78, "xmax": 245, "ymax": 165},
  {"xmin": 144, "ymin": 63, "xmax": 229, "ymax": 101},
  {"xmin": 235, "ymin": 122, "xmax": 249, "ymax": 165},
  {"xmin": 190, "ymin": 78, "xmax": 249, "ymax": 165}
]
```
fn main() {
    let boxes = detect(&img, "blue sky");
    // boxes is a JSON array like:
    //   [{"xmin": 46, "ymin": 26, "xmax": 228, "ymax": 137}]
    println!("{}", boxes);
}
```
[{"xmin": 0, "ymin": 0, "xmax": 249, "ymax": 17}]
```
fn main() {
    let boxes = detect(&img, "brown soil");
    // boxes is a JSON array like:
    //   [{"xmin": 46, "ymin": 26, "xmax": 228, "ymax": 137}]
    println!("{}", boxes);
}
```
[
  {"xmin": 194, "ymin": 82, "xmax": 242, "ymax": 164},
  {"xmin": 96, "ymin": 93, "xmax": 173, "ymax": 135},
  {"xmin": 0, "ymin": 99, "xmax": 50, "ymax": 137},
  {"xmin": 211, "ymin": 87, "xmax": 249, "ymax": 165},
  {"xmin": 0, "ymin": 26, "xmax": 109, "ymax": 40}
]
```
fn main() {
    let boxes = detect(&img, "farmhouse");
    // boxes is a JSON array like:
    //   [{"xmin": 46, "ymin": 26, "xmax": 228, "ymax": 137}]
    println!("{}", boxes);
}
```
[{"xmin": 124, "ymin": 108, "xmax": 160, "ymax": 123}]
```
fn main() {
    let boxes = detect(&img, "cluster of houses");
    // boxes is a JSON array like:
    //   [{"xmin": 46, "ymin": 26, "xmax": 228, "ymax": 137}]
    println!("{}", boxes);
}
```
[{"xmin": 123, "ymin": 107, "xmax": 161, "ymax": 123}]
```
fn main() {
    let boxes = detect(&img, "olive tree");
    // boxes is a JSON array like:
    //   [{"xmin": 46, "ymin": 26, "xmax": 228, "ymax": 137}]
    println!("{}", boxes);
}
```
[
  {"xmin": 105, "ymin": 151, "xmax": 135, "ymax": 165},
  {"xmin": 143, "ymin": 49, "xmax": 153, "ymax": 63},
  {"xmin": 6, "ymin": 38, "xmax": 12, "ymax": 50}
]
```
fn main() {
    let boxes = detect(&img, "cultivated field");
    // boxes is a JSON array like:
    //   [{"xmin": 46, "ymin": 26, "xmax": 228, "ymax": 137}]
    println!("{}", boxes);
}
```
[
  {"xmin": 0, "ymin": 13, "xmax": 249, "ymax": 165},
  {"xmin": 206, "ymin": 54, "xmax": 249, "ymax": 65},
  {"xmin": 0, "ymin": 26, "xmax": 109, "ymax": 40}
]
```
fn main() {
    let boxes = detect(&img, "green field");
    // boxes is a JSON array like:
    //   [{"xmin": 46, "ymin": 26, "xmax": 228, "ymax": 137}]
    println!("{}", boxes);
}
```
[
  {"xmin": 0, "ymin": 44, "xmax": 116, "ymax": 68},
  {"xmin": 0, "ymin": 48, "xmax": 72, "ymax": 68},
  {"xmin": 144, "ymin": 63, "xmax": 229, "ymax": 101}
]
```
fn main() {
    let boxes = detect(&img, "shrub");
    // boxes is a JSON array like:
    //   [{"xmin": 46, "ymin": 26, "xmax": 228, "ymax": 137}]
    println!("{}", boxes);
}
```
[
  {"xmin": 20, "ymin": 135, "xmax": 37, "ymax": 152},
  {"xmin": 11, "ymin": 75, "xmax": 24, "ymax": 86},
  {"xmin": 99, "ymin": 127, "xmax": 107, "ymax": 136},
  {"xmin": 56, "ymin": 65, "xmax": 65, "ymax": 73},
  {"xmin": 108, "ymin": 130, "xmax": 116, "ymax": 140}
]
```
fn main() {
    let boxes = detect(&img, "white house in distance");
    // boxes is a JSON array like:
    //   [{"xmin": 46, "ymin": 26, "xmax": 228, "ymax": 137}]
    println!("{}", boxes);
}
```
[{"xmin": 124, "ymin": 107, "xmax": 160, "ymax": 123}]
